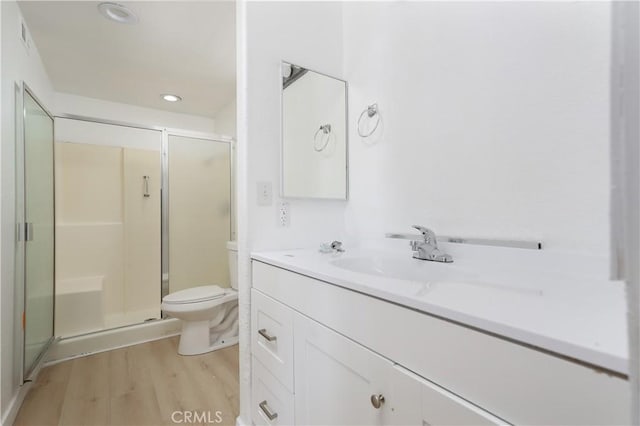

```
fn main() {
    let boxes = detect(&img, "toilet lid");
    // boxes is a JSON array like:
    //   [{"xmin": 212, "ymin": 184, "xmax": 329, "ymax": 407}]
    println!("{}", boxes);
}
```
[{"xmin": 163, "ymin": 285, "xmax": 225, "ymax": 304}]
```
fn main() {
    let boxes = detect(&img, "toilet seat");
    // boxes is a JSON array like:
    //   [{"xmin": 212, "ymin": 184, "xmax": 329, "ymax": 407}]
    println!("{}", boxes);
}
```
[{"xmin": 162, "ymin": 285, "xmax": 225, "ymax": 305}]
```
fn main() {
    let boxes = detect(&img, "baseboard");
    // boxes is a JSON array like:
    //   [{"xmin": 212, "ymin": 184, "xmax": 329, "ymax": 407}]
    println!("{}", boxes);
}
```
[
  {"xmin": 46, "ymin": 318, "xmax": 182, "ymax": 365},
  {"xmin": 1, "ymin": 380, "xmax": 32, "ymax": 426}
]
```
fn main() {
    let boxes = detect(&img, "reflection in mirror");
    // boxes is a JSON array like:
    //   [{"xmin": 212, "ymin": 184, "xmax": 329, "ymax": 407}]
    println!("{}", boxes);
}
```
[{"xmin": 281, "ymin": 62, "xmax": 348, "ymax": 200}]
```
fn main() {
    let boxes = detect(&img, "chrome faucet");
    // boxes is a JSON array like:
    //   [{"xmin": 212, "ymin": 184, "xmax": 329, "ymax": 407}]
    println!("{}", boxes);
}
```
[{"xmin": 388, "ymin": 225, "xmax": 453, "ymax": 263}]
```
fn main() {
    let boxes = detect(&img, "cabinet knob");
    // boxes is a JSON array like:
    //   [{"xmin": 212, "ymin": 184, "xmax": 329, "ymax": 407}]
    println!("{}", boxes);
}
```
[{"xmin": 370, "ymin": 394, "xmax": 385, "ymax": 409}]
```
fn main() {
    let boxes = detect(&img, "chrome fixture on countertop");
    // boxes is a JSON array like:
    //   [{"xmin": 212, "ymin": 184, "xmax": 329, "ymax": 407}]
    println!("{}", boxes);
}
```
[
  {"xmin": 319, "ymin": 240, "xmax": 345, "ymax": 254},
  {"xmin": 388, "ymin": 225, "xmax": 453, "ymax": 263},
  {"xmin": 385, "ymin": 232, "xmax": 542, "ymax": 250}
]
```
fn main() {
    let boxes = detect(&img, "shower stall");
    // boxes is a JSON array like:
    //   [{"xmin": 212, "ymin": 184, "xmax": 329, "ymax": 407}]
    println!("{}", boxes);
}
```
[{"xmin": 53, "ymin": 116, "xmax": 233, "ymax": 338}]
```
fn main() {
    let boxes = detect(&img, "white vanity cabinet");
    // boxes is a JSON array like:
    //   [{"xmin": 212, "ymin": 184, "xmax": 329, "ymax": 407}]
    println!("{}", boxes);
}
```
[
  {"xmin": 293, "ymin": 309, "xmax": 505, "ymax": 426},
  {"xmin": 251, "ymin": 260, "xmax": 630, "ymax": 425}
]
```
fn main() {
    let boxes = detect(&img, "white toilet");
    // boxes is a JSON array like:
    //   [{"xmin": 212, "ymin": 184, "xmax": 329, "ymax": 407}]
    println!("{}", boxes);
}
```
[{"xmin": 162, "ymin": 241, "xmax": 239, "ymax": 355}]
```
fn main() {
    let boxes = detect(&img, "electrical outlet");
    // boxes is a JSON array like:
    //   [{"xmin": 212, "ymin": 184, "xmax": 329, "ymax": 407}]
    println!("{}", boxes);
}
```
[
  {"xmin": 279, "ymin": 201, "xmax": 290, "ymax": 227},
  {"xmin": 257, "ymin": 181, "xmax": 272, "ymax": 206}
]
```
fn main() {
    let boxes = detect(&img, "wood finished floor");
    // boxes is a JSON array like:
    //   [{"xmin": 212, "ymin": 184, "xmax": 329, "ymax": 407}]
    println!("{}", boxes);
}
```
[{"xmin": 14, "ymin": 337, "xmax": 239, "ymax": 426}]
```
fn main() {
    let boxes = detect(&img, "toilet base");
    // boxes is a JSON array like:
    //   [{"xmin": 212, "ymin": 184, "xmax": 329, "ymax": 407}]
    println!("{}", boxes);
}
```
[
  {"xmin": 178, "ymin": 319, "xmax": 209, "ymax": 355},
  {"xmin": 176, "ymin": 301, "xmax": 239, "ymax": 355}
]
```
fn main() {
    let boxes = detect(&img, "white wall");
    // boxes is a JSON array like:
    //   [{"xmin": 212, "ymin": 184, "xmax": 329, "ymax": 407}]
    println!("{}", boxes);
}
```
[
  {"xmin": 214, "ymin": 99, "xmax": 236, "ymax": 139},
  {"xmin": 55, "ymin": 92, "xmax": 216, "ymax": 134},
  {"xmin": 611, "ymin": 1, "xmax": 640, "ymax": 421},
  {"xmin": 236, "ymin": 2, "xmax": 346, "ymax": 423},
  {"xmin": 244, "ymin": 2, "xmax": 346, "ymax": 252},
  {"xmin": 0, "ymin": 1, "xmax": 54, "ymax": 422},
  {"xmin": 343, "ymin": 2, "xmax": 611, "ymax": 260}
]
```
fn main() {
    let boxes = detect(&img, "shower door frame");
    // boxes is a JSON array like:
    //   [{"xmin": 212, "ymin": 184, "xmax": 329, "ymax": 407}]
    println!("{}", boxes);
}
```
[
  {"xmin": 19, "ymin": 83, "xmax": 57, "ymax": 382},
  {"xmin": 54, "ymin": 113, "xmax": 235, "ymax": 325},
  {"xmin": 162, "ymin": 130, "xmax": 235, "ymax": 307}
]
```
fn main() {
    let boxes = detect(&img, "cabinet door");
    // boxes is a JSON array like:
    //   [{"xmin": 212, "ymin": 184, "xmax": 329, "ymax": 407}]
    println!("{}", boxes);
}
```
[
  {"xmin": 392, "ymin": 365, "xmax": 507, "ymax": 426},
  {"xmin": 294, "ymin": 313, "xmax": 418, "ymax": 425}
]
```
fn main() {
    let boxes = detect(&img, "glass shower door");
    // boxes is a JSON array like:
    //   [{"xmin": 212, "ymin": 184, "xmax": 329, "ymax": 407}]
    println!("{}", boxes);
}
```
[
  {"xmin": 22, "ymin": 87, "xmax": 55, "ymax": 379},
  {"xmin": 168, "ymin": 136, "xmax": 231, "ymax": 292}
]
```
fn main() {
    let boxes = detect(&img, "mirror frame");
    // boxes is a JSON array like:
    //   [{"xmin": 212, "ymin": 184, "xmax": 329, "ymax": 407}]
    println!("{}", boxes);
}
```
[{"xmin": 280, "ymin": 60, "xmax": 349, "ymax": 200}]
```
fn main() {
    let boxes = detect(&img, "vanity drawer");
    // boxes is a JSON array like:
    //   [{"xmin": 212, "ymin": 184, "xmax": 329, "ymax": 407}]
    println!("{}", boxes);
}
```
[
  {"xmin": 252, "ymin": 356, "xmax": 295, "ymax": 426},
  {"xmin": 251, "ymin": 289, "xmax": 294, "ymax": 392}
]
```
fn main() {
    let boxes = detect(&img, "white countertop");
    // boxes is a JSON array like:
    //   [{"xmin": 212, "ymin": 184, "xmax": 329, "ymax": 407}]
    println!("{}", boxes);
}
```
[{"xmin": 252, "ymin": 242, "xmax": 628, "ymax": 375}]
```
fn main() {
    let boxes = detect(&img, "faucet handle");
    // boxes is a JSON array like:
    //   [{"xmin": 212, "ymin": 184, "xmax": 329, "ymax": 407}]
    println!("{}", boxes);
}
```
[
  {"xmin": 330, "ymin": 241, "xmax": 345, "ymax": 252},
  {"xmin": 412, "ymin": 225, "xmax": 437, "ymax": 245},
  {"xmin": 412, "ymin": 225, "xmax": 429, "ymax": 234}
]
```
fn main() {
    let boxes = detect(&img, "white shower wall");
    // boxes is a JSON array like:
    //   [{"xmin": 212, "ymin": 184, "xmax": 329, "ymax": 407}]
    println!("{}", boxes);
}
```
[{"xmin": 54, "ymin": 119, "xmax": 162, "ymax": 335}]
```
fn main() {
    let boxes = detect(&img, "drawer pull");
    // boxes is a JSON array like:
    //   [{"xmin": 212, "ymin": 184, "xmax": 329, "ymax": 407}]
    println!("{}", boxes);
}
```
[
  {"xmin": 370, "ymin": 394, "xmax": 385, "ymax": 409},
  {"xmin": 258, "ymin": 328, "xmax": 277, "ymax": 342},
  {"xmin": 259, "ymin": 400, "xmax": 278, "ymax": 420}
]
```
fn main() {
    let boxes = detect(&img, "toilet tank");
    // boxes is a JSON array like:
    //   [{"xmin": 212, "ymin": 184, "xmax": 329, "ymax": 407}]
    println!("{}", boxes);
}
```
[{"xmin": 227, "ymin": 241, "xmax": 238, "ymax": 290}]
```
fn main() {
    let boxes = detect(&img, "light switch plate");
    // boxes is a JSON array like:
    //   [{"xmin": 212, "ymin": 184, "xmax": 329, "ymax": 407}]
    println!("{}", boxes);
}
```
[{"xmin": 257, "ymin": 181, "xmax": 272, "ymax": 206}]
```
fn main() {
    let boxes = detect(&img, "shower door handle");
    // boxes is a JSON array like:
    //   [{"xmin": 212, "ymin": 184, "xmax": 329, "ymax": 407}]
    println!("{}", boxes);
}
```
[
  {"xmin": 25, "ymin": 223, "xmax": 34, "ymax": 242},
  {"xmin": 143, "ymin": 175, "xmax": 151, "ymax": 198}
]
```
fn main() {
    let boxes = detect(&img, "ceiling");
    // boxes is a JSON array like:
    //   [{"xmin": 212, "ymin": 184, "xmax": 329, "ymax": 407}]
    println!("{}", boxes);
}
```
[{"xmin": 19, "ymin": 1, "xmax": 235, "ymax": 118}]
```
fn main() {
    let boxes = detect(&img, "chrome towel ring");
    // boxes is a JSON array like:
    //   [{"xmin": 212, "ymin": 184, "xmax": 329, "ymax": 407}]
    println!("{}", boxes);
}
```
[
  {"xmin": 357, "ymin": 103, "xmax": 380, "ymax": 137},
  {"xmin": 314, "ymin": 124, "xmax": 332, "ymax": 152}
]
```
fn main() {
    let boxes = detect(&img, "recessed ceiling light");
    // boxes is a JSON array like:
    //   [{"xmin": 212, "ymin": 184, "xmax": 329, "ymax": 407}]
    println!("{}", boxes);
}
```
[
  {"xmin": 98, "ymin": 3, "xmax": 139, "ymax": 25},
  {"xmin": 162, "ymin": 94, "xmax": 182, "ymax": 103}
]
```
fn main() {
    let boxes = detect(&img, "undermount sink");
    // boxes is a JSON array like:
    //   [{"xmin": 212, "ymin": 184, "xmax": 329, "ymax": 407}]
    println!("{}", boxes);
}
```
[
  {"xmin": 330, "ymin": 255, "xmax": 544, "ymax": 298},
  {"xmin": 330, "ymin": 256, "xmax": 478, "ymax": 283}
]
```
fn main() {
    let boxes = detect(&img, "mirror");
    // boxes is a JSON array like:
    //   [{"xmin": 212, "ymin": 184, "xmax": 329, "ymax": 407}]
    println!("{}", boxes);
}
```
[{"xmin": 281, "ymin": 62, "xmax": 348, "ymax": 200}]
